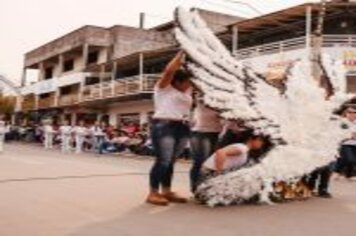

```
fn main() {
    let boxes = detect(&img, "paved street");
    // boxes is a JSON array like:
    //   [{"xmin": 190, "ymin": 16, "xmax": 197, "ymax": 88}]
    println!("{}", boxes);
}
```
[{"xmin": 0, "ymin": 143, "xmax": 355, "ymax": 236}]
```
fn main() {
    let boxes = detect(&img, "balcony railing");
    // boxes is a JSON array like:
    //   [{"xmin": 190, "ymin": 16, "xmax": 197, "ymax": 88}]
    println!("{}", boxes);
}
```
[
  {"xmin": 58, "ymin": 94, "xmax": 79, "ymax": 106},
  {"xmin": 235, "ymin": 34, "xmax": 356, "ymax": 60},
  {"xmin": 82, "ymin": 74, "xmax": 159, "ymax": 101},
  {"xmin": 22, "ymin": 100, "xmax": 36, "ymax": 111},
  {"xmin": 38, "ymin": 97, "xmax": 55, "ymax": 109}
]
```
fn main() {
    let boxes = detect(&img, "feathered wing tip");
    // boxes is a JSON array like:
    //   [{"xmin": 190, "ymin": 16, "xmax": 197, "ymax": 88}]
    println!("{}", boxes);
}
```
[{"xmin": 174, "ymin": 7, "xmax": 285, "ymax": 144}]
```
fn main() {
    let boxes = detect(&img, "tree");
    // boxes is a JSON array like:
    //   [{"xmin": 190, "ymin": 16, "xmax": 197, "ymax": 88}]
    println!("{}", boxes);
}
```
[{"xmin": 0, "ymin": 94, "xmax": 16, "ymax": 119}]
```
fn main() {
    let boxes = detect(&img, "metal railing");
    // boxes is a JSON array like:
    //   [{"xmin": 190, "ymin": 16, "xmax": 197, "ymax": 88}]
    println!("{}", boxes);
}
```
[
  {"xmin": 58, "ymin": 94, "xmax": 79, "ymax": 106},
  {"xmin": 235, "ymin": 34, "xmax": 356, "ymax": 59},
  {"xmin": 38, "ymin": 97, "xmax": 55, "ymax": 109},
  {"xmin": 82, "ymin": 74, "xmax": 159, "ymax": 101}
]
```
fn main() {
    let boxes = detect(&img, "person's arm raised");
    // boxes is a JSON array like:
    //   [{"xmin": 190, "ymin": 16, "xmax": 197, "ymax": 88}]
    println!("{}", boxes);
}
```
[{"xmin": 156, "ymin": 51, "xmax": 185, "ymax": 89}]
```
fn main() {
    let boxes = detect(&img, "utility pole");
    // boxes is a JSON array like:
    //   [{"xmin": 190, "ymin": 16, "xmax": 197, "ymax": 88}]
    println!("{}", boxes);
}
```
[
  {"xmin": 311, "ymin": 0, "xmax": 328, "ymax": 83},
  {"xmin": 139, "ymin": 12, "xmax": 145, "ymax": 29}
]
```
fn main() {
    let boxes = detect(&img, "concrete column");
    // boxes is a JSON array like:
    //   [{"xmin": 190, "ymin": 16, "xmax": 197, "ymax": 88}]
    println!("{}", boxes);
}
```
[
  {"xmin": 99, "ymin": 64, "xmax": 105, "ymax": 98},
  {"xmin": 232, "ymin": 25, "xmax": 239, "ymax": 56},
  {"xmin": 39, "ymin": 62, "xmax": 44, "ymax": 81},
  {"xmin": 82, "ymin": 44, "xmax": 89, "ymax": 69},
  {"xmin": 111, "ymin": 61, "xmax": 117, "ymax": 96},
  {"xmin": 305, "ymin": 5, "xmax": 312, "ymax": 52},
  {"xmin": 139, "ymin": 53, "xmax": 144, "ymax": 91},
  {"xmin": 21, "ymin": 67, "xmax": 27, "ymax": 87},
  {"xmin": 34, "ymin": 95, "xmax": 39, "ymax": 110},
  {"xmin": 58, "ymin": 54, "xmax": 64, "ymax": 76},
  {"xmin": 71, "ymin": 113, "xmax": 77, "ymax": 126},
  {"xmin": 54, "ymin": 88, "xmax": 60, "ymax": 107}
]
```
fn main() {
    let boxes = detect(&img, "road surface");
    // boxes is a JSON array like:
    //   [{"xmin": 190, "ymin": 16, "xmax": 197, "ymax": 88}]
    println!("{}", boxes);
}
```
[{"xmin": 0, "ymin": 143, "xmax": 355, "ymax": 236}]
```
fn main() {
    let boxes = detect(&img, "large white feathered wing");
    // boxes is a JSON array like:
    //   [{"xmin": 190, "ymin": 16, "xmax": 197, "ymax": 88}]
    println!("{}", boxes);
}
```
[{"xmin": 175, "ymin": 7, "xmax": 353, "ymax": 206}]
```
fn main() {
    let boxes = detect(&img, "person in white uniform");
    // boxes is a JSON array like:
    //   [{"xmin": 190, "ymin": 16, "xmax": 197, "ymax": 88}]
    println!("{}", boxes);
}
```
[
  {"xmin": 43, "ymin": 120, "xmax": 55, "ymax": 149},
  {"xmin": 73, "ymin": 120, "xmax": 88, "ymax": 154},
  {"xmin": 59, "ymin": 120, "xmax": 73, "ymax": 153},
  {"xmin": 190, "ymin": 98, "xmax": 222, "ymax": 192},
  {"xmin": 0, "ymin": 121, "xmax": 6, "ymax": 153}
]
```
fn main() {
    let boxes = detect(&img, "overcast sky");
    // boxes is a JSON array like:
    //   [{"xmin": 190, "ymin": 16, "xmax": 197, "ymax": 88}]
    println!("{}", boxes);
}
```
[{"xmin": 0, "ymin": 0, "xmax": 319, "ymax": 84}]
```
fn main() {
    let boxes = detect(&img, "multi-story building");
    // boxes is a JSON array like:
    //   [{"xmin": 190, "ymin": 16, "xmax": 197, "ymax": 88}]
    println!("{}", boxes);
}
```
[
  {"xmin": 223, "ymin": 0, "xmax": 356, "ymax": 91},
  {"xmin": 19, "ymin": 9, "xmax": 242, "ymax": 126},
  {"xmin": 19, "ymin": 0, "xmax": 356, "ymax": 126}
]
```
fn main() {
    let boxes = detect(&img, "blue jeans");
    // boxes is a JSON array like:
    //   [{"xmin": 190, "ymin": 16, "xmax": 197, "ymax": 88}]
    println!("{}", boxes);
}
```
[
  {"xmin": 190, "ymin": 131, "xmax": 219, "ymax": 192},
  {"xmin": 94, "ymin": 136, "xmax": 105, "ymax": 153},
  {"xmin": 149, "ymin": 120, "xmax": 190, "ymax": 191},
  {"xmin": 335, "ymin": 145, "xmax": 356, "ymax": 178}
]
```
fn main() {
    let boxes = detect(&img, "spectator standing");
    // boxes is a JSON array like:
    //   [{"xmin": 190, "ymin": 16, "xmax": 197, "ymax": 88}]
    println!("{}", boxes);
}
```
[
  {"xmin": 59, "ymin": 120, "xmax": 73, "ymax": 153},
  {"xmin": 190, "ymin": 100, "xmax": 222, "ymax": 192},
  {"xmin": 90, "ymin": 121, "xmax": 106, "ymax": 153},
  {"xmin": 43, "ymin": 120, "xmax": 55, "ymax": 149},
  {"xmin": 73, "ymin": 121, "xmax": 88, "ymax": 154}
]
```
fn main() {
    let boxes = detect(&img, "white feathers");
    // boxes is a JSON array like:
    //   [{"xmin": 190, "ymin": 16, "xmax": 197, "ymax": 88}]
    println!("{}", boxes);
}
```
[{"xmin": 175, "ymin": 7, "xmax": 353, "ymax": 206}]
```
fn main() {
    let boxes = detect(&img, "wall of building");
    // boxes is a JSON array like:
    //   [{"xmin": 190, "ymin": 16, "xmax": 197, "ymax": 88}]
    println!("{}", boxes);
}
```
[
  {"xmin": 111, "ymin": 26, "xmax": 174, "ymax": 60},
  {"xmin": 239, "ymin": 46, "xmax": 356, "ymax": 92},
  {"xmin": 106, "ymin": 99, "xmax": 153, "ymax": 126}
]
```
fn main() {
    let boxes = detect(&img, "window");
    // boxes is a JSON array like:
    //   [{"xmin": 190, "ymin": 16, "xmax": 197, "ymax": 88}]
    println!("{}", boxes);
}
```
[
  {"xmin": 63, "ymin": 59, "xmax": 74, "ymax": 72},
  {"xmin": 60, "ymin": 85, "xmax": 73, "ymax": 95},
  {"xmin": 87, "ymin": 51, "xmax": 99, "ymax": 64},
  {"xmin": 44, "ymin": 67, "xmax": 53, "ymax": 79},
  {"xmin": 85, "ymin": 77, "xmax": 100, "ymax": 85}
]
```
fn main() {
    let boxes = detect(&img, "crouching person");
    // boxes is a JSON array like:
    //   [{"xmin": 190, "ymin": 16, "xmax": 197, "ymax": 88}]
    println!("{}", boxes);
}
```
[{"xmin": 198, "ymin": 134, "xmax": 271, "ymax": 189}]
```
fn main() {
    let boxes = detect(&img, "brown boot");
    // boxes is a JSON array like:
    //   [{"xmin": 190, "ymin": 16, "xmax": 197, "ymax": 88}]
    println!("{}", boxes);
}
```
[
  {"xmin": 162, "ymin": 192, "xmax": 188, "ymax": 203},
  {"xmin": 146, "ymin": 192, "xmax": 169, "ymax": 206}
]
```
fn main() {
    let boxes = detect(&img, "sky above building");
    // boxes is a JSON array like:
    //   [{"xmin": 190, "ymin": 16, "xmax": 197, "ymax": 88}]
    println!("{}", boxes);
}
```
[{"xmin": 0, "ymin": 0, "xmax": 320, "ymax": 85}]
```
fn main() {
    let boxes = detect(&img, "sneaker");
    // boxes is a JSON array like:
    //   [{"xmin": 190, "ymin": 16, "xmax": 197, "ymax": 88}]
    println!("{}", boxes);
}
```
[
  {"xmin": 162, "ymin": 192, "xmax": 188, "ymax": 203},
  {"xmin": 318, "ymin": 191, "xmax": 332, "ymax": 198},
  {"xmin": 146, "ymin": 193, "xmax": 169, "ymax": 206}
]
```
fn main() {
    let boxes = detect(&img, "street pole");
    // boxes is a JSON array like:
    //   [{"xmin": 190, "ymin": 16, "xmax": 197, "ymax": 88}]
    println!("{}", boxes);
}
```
[{"xmin": 312, "ymin": 0, "xmax": 328, "ymax": 82}]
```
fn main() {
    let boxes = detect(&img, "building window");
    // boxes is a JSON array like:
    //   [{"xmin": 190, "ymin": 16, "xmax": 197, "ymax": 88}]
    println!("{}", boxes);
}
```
[
  {"xmin": 60, "ymin": 85, "xmax": 73, "ymax": 95},
  {"xmin": 85, "ymin": 77, "xmax": 100, "ymax": 85},
  {"xmin": 346, "ymin": 75, "xmax": 356, "ymax": 93},
  {"xmin": 44, "ymin": 67, "xmax": 53, "ymax": 79},
  {"xmin": 63, "ymin": 59, "xmax": 74, "ymax": 72},
  {"xmin": 88, "ymin": 51, "xmax": 99, "ymax": 64}
]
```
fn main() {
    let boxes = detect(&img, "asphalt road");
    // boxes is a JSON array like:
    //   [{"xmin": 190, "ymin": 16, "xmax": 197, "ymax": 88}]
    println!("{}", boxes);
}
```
[{"xmin": 0, "ymin": 143, "xmax": 355, "ymax": 236}]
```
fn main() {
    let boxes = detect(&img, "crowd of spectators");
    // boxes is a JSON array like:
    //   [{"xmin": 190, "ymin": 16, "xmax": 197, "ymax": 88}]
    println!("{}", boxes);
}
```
[{"xmin": 3, "ymin": 120, "xmax": 158, "ymax": 157}]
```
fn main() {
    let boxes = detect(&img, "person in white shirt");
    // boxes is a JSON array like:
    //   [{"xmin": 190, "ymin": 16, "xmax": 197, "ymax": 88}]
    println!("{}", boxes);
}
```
[
  {"xmin": 147, "ymin": 51, "xmax": 193, "ymax": 206},
  {"xmin": 198, "ymin": 134, "xmax": 271, "ymax": 186},
  {"xmin": 190, "ymin": 99, "xmax": 222, "ymax": 192},
  {"xmin": 0, "ymin": 121, "xmax": 6, "ymax": 153},
  {"xmin": 90, "ymin": 121, "xmax": 106, "ymax": 153},
  {"xmin": 59, "ymin": 120, "xmax": 73, "ymax": 153},
  {"xmin": 73, "ymin": 120, "xmax": 88, "ymax": 154},
  {"xmin": 43, "ymin": 120, "xmax": 55, "ymax": 149}
]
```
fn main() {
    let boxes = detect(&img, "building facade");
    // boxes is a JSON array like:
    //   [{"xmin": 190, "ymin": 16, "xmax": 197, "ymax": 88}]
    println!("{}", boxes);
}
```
[
  {"xmin": 19, "ymin": 1, "xmax": 356, "ymax": 126},
  {"xmin": 19, "ymin": 9, "xmax": 242, "ymax": 126}
]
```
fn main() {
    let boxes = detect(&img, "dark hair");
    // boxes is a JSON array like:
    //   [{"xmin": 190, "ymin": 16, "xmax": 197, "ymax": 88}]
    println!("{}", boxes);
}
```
[
  {"xmin": 172, "ymin": 69, "xmax": 191, "ymax": 84},
  {"xmin": 248, "ymin": 133, "xmax": 274, "ymax": 162}
]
